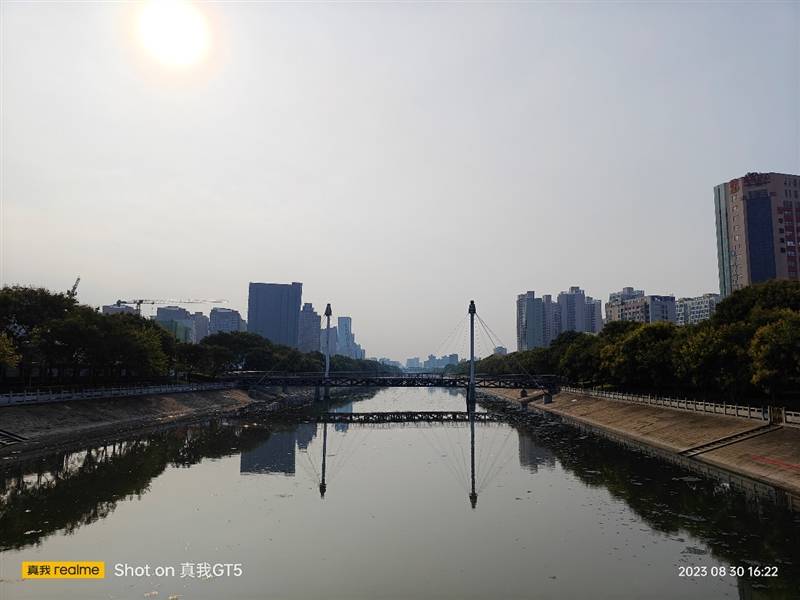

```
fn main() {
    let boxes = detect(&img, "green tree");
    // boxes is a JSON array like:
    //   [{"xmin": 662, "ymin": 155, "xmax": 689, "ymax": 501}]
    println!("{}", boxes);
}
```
[
  {"xmin": 674, "ymin": 322, "xmax": 755, "ymax": 399},
  {"xmin": 0, "ymin": 332, "xmax": 19, "ymax": 368},
  {"xmin": 558, "ymin": 333, "xmax": 601, "ymax": 384},
  {"xmin": 712, "ymin": 280, "xmax": 800, "ymax": 326},
  {"xmin": 749, "ymin": 311, "xmax": 800, "ymax": 397},
  {"xmin": 601, "ymin": 322, "xmax": 678, "ymax": 390}
]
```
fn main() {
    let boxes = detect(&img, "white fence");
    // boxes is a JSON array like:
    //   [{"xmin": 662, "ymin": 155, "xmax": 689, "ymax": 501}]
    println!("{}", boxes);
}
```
[
  {"xmin": 562, "ymin": 386, "xmax": 770, "ymax": 422},
  {"xmin": 0, "ymin": 382, "xmax": 236, "ymax": 407}
]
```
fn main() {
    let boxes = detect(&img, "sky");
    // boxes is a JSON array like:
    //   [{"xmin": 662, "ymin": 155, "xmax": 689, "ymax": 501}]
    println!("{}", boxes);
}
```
[{"xmin": 1, "ymin": 1, "xmax": 799, "ymax": 361}]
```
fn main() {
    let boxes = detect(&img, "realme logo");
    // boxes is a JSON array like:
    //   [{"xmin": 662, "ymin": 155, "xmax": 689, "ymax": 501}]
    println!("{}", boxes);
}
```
[{"xmin": 22, "ymin": 561, "xmax": 105, "ymax": 579}]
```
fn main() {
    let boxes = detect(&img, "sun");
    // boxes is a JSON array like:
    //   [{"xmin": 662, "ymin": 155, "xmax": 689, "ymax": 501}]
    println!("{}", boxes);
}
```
[{"xmin": 137, "ymin": 0, "xmax": 210, "ymax": 68}]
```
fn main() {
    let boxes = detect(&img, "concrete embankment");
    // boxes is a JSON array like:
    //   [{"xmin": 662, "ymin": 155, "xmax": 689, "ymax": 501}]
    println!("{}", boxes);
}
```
[
  {"xmin": 0, "ymin": 385, "xmax": 377, "ymax": 461},
  {"xmin": 484, "ymin": 389, "xmax": 800, "ymax": 509}
]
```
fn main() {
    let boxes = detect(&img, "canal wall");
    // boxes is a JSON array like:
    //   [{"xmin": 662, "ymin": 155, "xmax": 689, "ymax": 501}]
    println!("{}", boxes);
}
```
[{"xmin": 482, "ymin": 388, "xmax": 800, "ymax": 511}]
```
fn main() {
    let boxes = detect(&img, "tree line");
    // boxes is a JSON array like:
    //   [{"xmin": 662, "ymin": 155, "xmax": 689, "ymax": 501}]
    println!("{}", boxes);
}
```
[
  {"xmin": 0, "ymin": 286, "xmax": 399, "ymax": 387},
  {"xmin": 454, "ymin": 280, "xmax": 800, "ymax": 404}
]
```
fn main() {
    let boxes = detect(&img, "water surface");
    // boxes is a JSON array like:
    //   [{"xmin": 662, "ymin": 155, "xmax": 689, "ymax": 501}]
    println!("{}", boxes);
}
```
[{"xmin": 1, "ymin": 388, "xmax": 798, "ymax": 599}]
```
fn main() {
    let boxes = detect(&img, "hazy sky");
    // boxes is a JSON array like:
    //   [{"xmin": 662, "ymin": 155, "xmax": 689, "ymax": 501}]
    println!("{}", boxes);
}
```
[{"xmin": 2, "ymin": 1, "xmax": 799, "ymax": 361}]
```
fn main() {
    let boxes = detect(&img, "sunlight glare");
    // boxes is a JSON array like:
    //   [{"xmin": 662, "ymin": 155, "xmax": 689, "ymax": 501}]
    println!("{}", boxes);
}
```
[{"xmin": 138, "ymin": 0, "xmax": 210, "ymax": 68}]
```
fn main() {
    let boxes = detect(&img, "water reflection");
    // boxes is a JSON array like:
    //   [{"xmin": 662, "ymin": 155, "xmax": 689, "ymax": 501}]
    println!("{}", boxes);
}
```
[{"xmin": 1, "ymin": 391, "xmax": 800, "ymax": 598}]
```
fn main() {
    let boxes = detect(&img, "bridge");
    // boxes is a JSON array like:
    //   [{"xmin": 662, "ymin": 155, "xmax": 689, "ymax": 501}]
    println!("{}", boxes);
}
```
[
  {"xmin": 310, "ymin": 411, "xmax": 503, "ymax": 424},
  {"xmin": 253, "ymin": 372, "xmax": 559, "ymax": 392}
]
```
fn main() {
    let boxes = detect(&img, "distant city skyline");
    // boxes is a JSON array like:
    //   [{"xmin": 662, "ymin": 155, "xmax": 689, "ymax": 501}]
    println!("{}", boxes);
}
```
[{"xmin": 2, "ymin": 2, "xmax": 798, "ymax": 360}]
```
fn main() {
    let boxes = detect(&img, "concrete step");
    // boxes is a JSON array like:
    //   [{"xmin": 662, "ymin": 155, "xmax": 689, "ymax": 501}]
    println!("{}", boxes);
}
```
[{"xmin": 681, "ymin": 424, "xmax": 782, "ymax": 457}]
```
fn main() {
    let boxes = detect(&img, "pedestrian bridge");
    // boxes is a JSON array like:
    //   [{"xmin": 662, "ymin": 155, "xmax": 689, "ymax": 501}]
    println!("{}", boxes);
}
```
[{"xmin": 252, "ymin": 372, "xmax": 559, "ymax": 393}]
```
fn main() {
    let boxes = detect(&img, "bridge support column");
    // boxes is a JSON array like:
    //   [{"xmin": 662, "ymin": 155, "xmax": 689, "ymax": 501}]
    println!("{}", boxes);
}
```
[
  {"xmin": 467, "ymin": 300, "xmax": 476, "ymax": 412},
  {"xmin": 543, "ymin": 392, "xmax": 552, "ymax": 405},
  {"xmin": 314, "ymin": 386, "xmax": 321, "ymax": 402}
]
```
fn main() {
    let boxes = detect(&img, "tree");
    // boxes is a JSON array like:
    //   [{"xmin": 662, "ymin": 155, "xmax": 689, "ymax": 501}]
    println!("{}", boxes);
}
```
[
  {"xmin": 713, "ymin": 280, "xmax": 800, "ymax": 326},
  {"xmin": 601, "ymin": 322, "xmax": 679, "ymax": 390},
  {"xmin": 674, "ymin": 322, "xmax": 755, "ymax": 399},
  {"xmin": 558, "ymin": 334, "xmax": 601, "ymax": 384},
  {"xmin": 0, "ymin": 333, "xmax": 19, "ymax": 368},
  {"xmin": 749, "ymin": 311, "xmax": 800, "ymax": 397}
]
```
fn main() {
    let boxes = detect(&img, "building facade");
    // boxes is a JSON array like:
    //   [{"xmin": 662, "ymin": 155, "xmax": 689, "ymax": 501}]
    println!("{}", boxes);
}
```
[
  {"xmin": 675, "ymin": 293, "xmax": 720, "ymax": 326},
  {"xmin": 193, "ymin": 312, "xmax": 209, "ymax": 342},
  {"xmin": 715, "ymin": 172, "xmax": 800, "ymax": 297},
  {"xmin": 209, "ymin": 307, "xmax": 245, "ymax": 334},
  {"xmin": 516, "ymin": 292, "xmax": 562, "ymax": 351},
  {"xmin": 606, "ymin": 293, "xmax": 676, "ymax": 324},
  {"xmin": 154, "ymin": 306, "xmax": 197, "ymax": 342},
  {"xmin": 247, "ymin": 282, "xmax": 302, "ymax": 348},
  {"xmin": 297, "ymin": 303, "xmax": 321, "ymax": 353},
  {"xmin": 102, "ymin": 304, "xmax": 136, "ymax": 316}
]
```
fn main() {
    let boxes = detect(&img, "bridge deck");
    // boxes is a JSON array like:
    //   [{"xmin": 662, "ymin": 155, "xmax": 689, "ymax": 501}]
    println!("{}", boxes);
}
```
[
  {"xmin": 250, "ymin": 373, "xmax": 558, "ymax": 391},
  {"xmin": 312, "ymin": 411, "xmax": 502, "ymax": 423}
]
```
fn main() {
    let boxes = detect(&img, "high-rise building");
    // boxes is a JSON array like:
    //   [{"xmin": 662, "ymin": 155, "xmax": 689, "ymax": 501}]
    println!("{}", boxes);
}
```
[
  {"xmin": 715, "ymin": 172, "xmax": 800, "ymax": 297},
  {"xmin": 558, "ymin": 286, "xmax": 588, "ymax": 333},
  {"xmin": 247, "ymin": 282, "xmax": 302, "ymax": 348},
  {"xmin": 585, "ymin": 298, "xmax": 603, "ymax": 333},
  {"xmin": 606, "ymin": 293, "xmax": 676, "ymax": 324},
  {"xmin": 193, "ymin": 312, "xmax": 209, "ymax": 342},
  {"xmin": 209, "ymin": 307, "xmax": 245, "ymax": 334},
  {"xmin": 675, "ymin": 293, "xmax": 720, "ymax": 326},
  {"xmin": 154, "ymin": 306, "xmax": 196, "ymax": 342},
  {"xmin": 517, "ymin": 291, "xmax": 563, "ymax": 351},
  {"xmin": 297, "ymin": 303, "xmax": 321, "ymax": 353},
  {"xmin": 406, "ymin": 357, "xmax": 421, "ymax": 370},
  {"xmin": 320, "ymin": 326, "xmax": 338, "ymax": 356},
  {"xmin": 102, "ymin": 304, "xmax": 136, "ymax": 316}
]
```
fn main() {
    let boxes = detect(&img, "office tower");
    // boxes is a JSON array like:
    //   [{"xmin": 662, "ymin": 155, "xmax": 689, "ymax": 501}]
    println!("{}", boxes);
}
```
[
  {"xmin": 209, "ymin": 307, "xmax": 245, "ymax": 334},
  {"xmin": 715, "ymin": 172, "xmax": 800, "ymax": 297},
  {"xmin": 247, "ymin": 282, "xmax": 302, "ymax": 347},
  {"xmin": 406, "ymin": 357, "xmax": 421, "ymax": 369},
  {"xmin": 297, "ymin": 303, "xmax": 321, "ymax": 353},
  {"xmin": 193, "ymin": 312, "xmax": 209, "ymax": 342},
  {"xmin": 320, "ymin": 326, "xmax": 338, "ymax": 355},
  {"xmin": 154, "ymin": 306, "xmax": 196, "ymax": 342},
  {"xmin": 101, "ymin": 304, "xmax": 136, "ymax": 315},
  {"xmin": 675, "ymin": 294, "xmax": 720, "ymax": 326}
]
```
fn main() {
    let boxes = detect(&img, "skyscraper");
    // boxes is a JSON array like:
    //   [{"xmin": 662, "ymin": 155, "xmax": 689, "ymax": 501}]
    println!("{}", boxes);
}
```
[
  {"xmin": 209, "ymin": 307, "xmax": 245, "ymax": 334},
  {"xmin": 714, "ymin": 172, "xmax": 800, "ymax": 297},
  {"xmin": 297, "ymin": 303, "xmax": 321, "ymax": 353},
  {"xmin": 558, "ymin": 286, "xmax": 587, "ymax": 333},
  {"xmin": 193, "ymin": 312, "xmax": 209, "ymax": 342},
  {"xmin": 516, "ymin": 291, "xmax": 561, "ymax": 351},
  {"xmin": 247, "ymin": 282, "xmax": 302, "ymax": 348}
]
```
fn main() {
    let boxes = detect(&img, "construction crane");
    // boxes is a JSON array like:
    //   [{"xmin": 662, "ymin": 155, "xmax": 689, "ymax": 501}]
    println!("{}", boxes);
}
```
[{"xmin": 115, "ymin": 298, "xmax": 227, "ymax": 316}]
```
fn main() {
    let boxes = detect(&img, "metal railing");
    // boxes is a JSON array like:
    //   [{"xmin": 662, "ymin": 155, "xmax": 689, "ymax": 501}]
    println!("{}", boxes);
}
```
[
  {"xmin": 561, "ymin": 386, "xmax": 770, "ymax": 422},
  {"xmin": 0, "ymin": 382, "xmax": 236, "ymax": 407}
]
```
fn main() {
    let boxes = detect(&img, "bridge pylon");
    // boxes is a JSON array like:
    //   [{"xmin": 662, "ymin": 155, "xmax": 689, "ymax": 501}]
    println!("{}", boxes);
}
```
[{"xmin": 467, "ymin": 300, "xmax": 476, "ymax": 412}]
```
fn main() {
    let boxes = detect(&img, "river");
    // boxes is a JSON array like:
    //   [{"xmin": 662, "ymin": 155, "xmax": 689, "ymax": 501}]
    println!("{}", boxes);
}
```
[{"xmin": 1, "ymin": 388, "xmax": 798, "ymax": 599}]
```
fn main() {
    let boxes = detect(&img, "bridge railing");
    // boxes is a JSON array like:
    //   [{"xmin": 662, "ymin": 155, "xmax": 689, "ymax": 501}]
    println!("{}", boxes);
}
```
[
  {"xmin": 0, "ymin": 382, "xmax": 236, "ymax": 408},
  {"xmin": 562, "ymin": 386, "xmax": 770, "ymax": 422}
]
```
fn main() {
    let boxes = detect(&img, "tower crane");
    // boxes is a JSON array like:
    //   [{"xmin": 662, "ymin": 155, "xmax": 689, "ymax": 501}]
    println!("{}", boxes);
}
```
[{"xmin": 115, "ymin": 298, "xmax": 227, "ymax": 316}]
